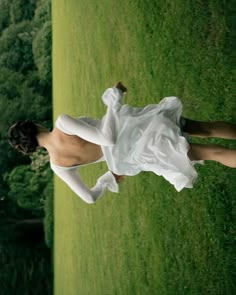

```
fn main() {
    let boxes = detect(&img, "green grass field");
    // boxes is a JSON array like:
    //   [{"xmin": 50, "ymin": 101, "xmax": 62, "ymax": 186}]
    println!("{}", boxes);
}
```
[{"xmin": 52, "ymin": 1, "xmax": 236, "ymax": 294}]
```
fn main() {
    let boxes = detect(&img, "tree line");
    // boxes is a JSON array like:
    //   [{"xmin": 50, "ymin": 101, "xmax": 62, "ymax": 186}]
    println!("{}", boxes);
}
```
[{"xmin": 0, "ymin": 0, "xmax": 53, "ymax": 293}]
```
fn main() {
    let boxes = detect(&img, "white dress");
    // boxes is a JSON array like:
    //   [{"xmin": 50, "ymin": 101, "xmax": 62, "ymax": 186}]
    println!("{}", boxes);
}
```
[{"xmin": 51, "ymin": 87, "xmax": 199, "ymax": 204}]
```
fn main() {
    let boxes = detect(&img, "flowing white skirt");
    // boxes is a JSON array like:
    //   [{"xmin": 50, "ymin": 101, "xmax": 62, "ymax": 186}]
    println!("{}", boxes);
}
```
[{"xmin": 102, "ymin": 96, "xmax": 200, "ymax": 191}]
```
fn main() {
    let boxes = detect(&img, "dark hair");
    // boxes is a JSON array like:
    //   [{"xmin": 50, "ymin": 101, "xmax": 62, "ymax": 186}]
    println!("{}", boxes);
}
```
[{"xmin": 8, "ymin": 120, "xmax": 39, "ymax": 154}]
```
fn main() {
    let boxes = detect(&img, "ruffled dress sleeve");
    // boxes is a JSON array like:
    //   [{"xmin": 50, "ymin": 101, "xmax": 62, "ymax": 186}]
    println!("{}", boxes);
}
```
[
  {"xmin": 101, "ymin": 87, "xmax": 123, "ymax": 110},
  {"xmin": 52, "ymin": 87, "xmax": 123, "ymax": 204},
  {"xmin": 51, "ymin": 163, "xmax": 119, "ymax": 204},
  {"xmin": 55, "ymin": 87, "xmax": 123, "ymax": 146}
]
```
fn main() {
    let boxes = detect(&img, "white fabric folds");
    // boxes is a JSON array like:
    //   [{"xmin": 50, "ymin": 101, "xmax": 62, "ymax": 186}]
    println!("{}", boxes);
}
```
[{"xmin": 51, "ymin": 87, "xmax": 200, "ymax": 203}]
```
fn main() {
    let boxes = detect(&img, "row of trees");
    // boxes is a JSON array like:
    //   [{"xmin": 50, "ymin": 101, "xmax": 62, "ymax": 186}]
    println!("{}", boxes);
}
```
[
  {"xmin": 0, "ymin": 0, "xmax": 53, "ymax": 293},
  {"xmin": 0, "ymin": 0, "xmax": 52, "ymax": 222}
]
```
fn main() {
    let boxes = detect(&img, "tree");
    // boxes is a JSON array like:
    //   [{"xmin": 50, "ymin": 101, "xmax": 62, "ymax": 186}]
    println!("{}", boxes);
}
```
[
  {"xmin": 0, "ymin": 217, "xmax": 52, "ymax": 294},
  {"xmin": 0, "ymin": 68, "xmax": 52, "ymax": 204},
  {"xmin": 0, "ymin": 21, "xmax": 37, "ymax": 73},
  {"xmin": 0, "ymin": 0, "xmax": 11, "ymax": 34},
  {"xmin": 33, "ymin": 20, "xmax": 52, "ymax": 84},
  {"xmin": 0, "ymin": 1, "xmax": 53, "ymax": 292},
  {"xmin": 34, "ymin": 0, "xmax": 51, "ymax": 28},
  {"xmin": 5, "ymin": 149, "xmax": 53, "ymax": 212},
  {"xmin": 10, "ymin": 0, "xmax": 37, "ymax": 24},
  {"xmin": 0, "ymin": 67, "xmax": 25, "ymax": 99}
]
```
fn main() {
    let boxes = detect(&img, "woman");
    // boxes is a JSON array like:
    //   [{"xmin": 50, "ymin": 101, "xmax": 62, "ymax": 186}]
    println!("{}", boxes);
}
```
[{"xmin": 8, "ymin": 82, "xmax": 236, "ymax": 204}]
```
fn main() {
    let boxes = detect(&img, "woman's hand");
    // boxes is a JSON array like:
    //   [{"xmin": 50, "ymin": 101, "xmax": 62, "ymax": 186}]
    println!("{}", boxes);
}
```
[
  {"xmin": 112, "ymin": 172, "xmax": 125, "ymax": 183},
  {"xmin": 114, "ymin": 82, "xmax": 127, "ymax": 93}
]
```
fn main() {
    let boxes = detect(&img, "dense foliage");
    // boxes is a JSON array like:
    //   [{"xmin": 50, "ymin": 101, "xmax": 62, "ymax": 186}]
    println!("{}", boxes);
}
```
[{"xmin": 0, "ymin": 0, "xmax": 53, "ymax": 293}]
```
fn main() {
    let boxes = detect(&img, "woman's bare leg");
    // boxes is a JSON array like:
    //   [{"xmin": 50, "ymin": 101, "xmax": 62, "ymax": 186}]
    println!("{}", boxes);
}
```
[
  {"xmin": 188, "ymin": 143, "xmax": 236, "ymax": 168},
  {"xmin": 182, "ymin": 118, "xmax": 236, "ymax": 139}
]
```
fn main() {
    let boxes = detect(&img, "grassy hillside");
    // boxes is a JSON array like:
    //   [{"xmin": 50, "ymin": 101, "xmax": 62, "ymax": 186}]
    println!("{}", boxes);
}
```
[{"xmin": 52, "ymin": 1, "xmax": 236, "ymax": 294}]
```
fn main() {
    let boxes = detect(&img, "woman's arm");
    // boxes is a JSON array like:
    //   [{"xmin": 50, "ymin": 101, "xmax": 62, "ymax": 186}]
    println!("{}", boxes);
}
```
[
  {"xmin": 56, "ymin": 114, "xmax": 115, "ymax": 146},
  {"xmin": 56, "ymin": 85, "xmax": 126, "ymax": 146},
  {"xmin": 52, "ymin": 165, "xmax": 119, "ymax": 204}
]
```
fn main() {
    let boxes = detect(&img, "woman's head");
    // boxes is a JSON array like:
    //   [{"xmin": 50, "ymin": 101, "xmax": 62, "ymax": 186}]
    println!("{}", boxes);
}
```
[{"xmin": 8, "ymin": 120, "xmax": 39, "ymax": 154}]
